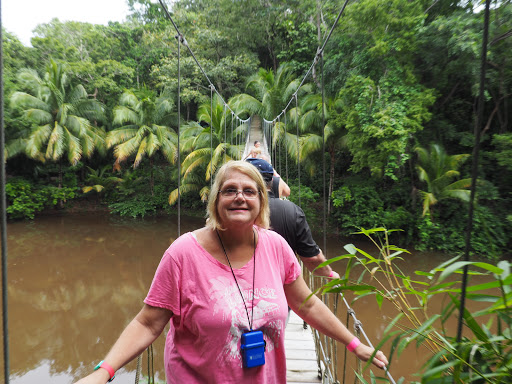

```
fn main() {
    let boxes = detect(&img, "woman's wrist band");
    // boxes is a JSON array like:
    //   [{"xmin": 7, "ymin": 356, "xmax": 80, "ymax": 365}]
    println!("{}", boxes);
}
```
[
  {"xmin": 94, "ymin": 360, "xmax": 116, "ymax": 382},
  {"xmin": 346, "ymin": 337, "xmax": 361, "ymax": 352},
  {"xmin": 328, "ymin": 271, "xmax": 334, "ymax": 278}
]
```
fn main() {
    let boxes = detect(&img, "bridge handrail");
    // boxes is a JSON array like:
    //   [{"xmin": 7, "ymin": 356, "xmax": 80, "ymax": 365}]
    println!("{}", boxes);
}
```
[{"xmin": 303, "ymin": 267, "xmax": 397, "ymax": 384}]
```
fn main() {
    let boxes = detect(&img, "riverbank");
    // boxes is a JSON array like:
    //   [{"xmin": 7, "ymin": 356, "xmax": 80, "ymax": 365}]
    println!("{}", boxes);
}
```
[{"xmin": 13, "ymin": 196, "xmax": 512, "ymax": 261}]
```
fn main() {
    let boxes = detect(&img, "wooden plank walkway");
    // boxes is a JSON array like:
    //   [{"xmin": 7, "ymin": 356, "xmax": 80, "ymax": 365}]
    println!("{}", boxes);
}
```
[{"xmin": 286, "ymin": 311, "xmax": 322, "ymax": 383}]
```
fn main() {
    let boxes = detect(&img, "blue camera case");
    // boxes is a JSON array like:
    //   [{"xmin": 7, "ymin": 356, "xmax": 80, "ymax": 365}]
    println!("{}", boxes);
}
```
[{"xmin": 240, "ymin": 330, "xmax": 266, "ymax": 368}]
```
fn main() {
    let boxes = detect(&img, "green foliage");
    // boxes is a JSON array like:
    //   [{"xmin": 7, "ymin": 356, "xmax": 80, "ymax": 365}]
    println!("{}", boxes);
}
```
[
  {"xmin": 2, "ymin": 0, "xmax": 510, "ymax": 260},
  {"xmin": 6, "ymin": 178, "xmax": 76, "ymax": 220},
  {"xmin": 82, "ymin": 165, "xmax": 123, "ymax": 196},
  {"xmin": 415, "ymin": 202, "xmax": 508, "ymax": 259},
  {"xmin": 330, "ymin": 181, "xmax": 414, "ymax": 240},
  {"xmin": 315, "ymin": 228, "xmax": 512, "ymax": 383},
  {"xmin": 336, "ymin": 72, "xmax": 435, "ymax": 176},
  {"xmin": 106, "ymin": 166, "xmax": 175, "ymax": 218},
  {"xmin": 493, "ymin": 133, "xmax": 512, "ymax": 171},
  {"xmin": 108, "ymin": 197, "xmax": 157, "ymax": 218},
  {"xmin": 415, "ymin": 143, "xmax": 471, "ymax": 216},
  {"xmin": 287, "ymin": 183, "xmax": 319, "ymax": 222},
  {"xmin": 9, "ymin": 58, "xmax": 107, "ymax": 166}
]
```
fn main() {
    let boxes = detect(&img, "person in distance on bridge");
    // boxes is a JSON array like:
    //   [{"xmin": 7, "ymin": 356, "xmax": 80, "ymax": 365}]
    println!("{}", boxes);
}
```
[
  {"xmin": 73, "ymin": 160, "xmax": 387, "ymax": 384},
  {"xmin": 245, "ymin": 142, "xmax": 291, "ymax": 198},
  {"xmin": 246, "ymin": 158, "xmax": 340, "ymax": 279}
]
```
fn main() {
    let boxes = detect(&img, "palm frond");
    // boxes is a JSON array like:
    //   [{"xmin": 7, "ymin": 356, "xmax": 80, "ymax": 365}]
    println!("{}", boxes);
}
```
[
  {"xmin": 113, "ymin": 135, "xmax": 142, "ymax": 164},
  {"xmin": 46, "ymin": 123, "xmax": 65, "ymax": 162},
  {"xmin": 133, "ymin": 137, "xmax": 148, "ymax": 168},
  {"xmin": 106, "ymin": 128, "xmax": 139, "ymax": 147}
]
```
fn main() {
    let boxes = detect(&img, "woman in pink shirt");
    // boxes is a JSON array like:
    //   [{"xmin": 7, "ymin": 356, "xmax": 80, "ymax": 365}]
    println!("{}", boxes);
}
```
[{"xmin": 74, "ymin": 161, "xmax": 388, "ymax": 384}]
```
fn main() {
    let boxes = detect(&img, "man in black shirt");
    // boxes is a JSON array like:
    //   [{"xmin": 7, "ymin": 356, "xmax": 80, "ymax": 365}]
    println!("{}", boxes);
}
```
[{"xmin": 247, "ymin": 158, "xmax": 340, "ymax": 279}]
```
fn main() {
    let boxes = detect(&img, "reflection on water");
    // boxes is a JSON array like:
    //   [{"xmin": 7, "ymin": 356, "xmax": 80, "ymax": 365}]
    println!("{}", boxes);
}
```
[
  {"xmin": 3, "ymin": 212, "xmax": 495, "ymax": 383},
  {"xmin": 6, "ymin": 212, "xmax": 205, "ymax": 384}
]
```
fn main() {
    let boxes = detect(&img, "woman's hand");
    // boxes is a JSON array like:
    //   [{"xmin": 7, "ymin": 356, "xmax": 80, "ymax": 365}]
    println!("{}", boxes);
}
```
[
  {"xmin": 354, "ymin": 344, "xmax": 389, "ymax": 369},
  {"xmin": 73, "ymin": 368, "xmax": 110, "ymax": 384}
]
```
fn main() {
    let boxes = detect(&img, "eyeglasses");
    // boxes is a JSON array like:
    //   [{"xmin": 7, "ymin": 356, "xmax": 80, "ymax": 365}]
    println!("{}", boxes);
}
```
[{"xmin": 219, "ymin": 188, "xmax": 260, "ymax": 199}]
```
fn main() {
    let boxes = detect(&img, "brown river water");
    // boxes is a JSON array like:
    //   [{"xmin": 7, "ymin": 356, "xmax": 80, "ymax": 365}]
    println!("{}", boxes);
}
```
[{"xmin": 2, "ymin": 212, "xmax": 498, "ymax": 383}]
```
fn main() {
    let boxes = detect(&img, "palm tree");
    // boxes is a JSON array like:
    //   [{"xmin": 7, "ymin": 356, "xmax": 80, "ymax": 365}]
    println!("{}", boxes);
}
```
[
  {"xmin": 168, "ymin": 94, "xmax": 243, "ymax": 204},
  {"xmin": 289, "ymin": 93, "xmax": 348, "ymax": 214},
  {"xmin": 415, "ymin": 144, "xmax": 472, "ymax": 216},
  {"xmin": 9, "ymin": 59, "xmax": 106, "ymax": 188},
  {"xmin": 231, "ymin": 63, "xmax": 312, "ymax": 122},
  {"xmin": 106, "ymin": 88, "xmax": 178, "ymax": 196},
  {"xmin": 82, "ymin": 165, "xmax": 123, "ymax": 195}
]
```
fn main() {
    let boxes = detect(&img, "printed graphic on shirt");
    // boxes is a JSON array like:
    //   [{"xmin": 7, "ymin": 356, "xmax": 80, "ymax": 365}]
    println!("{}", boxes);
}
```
[{"xmin": 208, "ymin": 276, "xmax": 283, "ymax": 366}]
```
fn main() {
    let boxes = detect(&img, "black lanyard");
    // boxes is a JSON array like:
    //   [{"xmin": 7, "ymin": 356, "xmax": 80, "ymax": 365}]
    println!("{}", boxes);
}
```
[{"xmin": 216, "ymin": 229, "xmax": 256, "ymax": 331}]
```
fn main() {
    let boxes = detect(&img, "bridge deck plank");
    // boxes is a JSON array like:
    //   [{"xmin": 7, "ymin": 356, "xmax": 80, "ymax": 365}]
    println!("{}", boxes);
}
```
[{"xmin": 286, "ymin": 311, "xmax": 322, "ymax": 383}]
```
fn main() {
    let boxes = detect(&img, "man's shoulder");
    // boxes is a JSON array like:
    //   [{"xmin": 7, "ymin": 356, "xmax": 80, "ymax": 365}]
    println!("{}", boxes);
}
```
[{"xmin": 269, "ymin": 197, "xmax": 302, "ymax": 212}]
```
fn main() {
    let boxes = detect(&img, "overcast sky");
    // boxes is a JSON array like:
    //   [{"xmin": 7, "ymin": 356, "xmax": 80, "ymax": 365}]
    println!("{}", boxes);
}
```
[{"xmin": 2, "ymin": 0, "xmax": 132, "ymax": 46}]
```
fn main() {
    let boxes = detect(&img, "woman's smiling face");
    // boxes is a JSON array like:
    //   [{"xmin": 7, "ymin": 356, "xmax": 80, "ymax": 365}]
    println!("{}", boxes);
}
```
[{"xmin": 216, "ymin": 169, "xmax": 261, "ymax": 229}]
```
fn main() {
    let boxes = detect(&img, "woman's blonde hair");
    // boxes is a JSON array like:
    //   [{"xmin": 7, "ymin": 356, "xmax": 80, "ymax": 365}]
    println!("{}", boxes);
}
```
[{"xmin": 206, "ymin": 160, "xmax": 270, "ymax": 231}]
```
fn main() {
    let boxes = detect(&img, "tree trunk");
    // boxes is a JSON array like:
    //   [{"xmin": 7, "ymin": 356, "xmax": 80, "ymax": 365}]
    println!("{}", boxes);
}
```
[
  {"xmin": 150, "ymin": 158, "xmax": 154, "ymax": 197},
  {"xmin": 58, "ymin": 160, "xmax": 64, "ymax": 209}
]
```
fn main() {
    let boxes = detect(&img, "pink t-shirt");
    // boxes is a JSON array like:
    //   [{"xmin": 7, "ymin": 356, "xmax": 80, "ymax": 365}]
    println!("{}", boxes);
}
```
[{"xmin": 144, "ymin": 227, "xmax": 302, "ymax": 384}]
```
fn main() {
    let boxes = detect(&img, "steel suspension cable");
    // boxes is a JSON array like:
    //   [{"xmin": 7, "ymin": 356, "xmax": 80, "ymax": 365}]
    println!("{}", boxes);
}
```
[
  {"xmin": 210, "ymin": 85, "xmax": 214, "ymax": 189},
  {"xmin": 177, "ymin": 33, "xmax": 182, "ymax": 237},
  {"xmin": 0, "ymin": 7, "xmax": 10, "ymax": 383},
  {"xmin": 278, "ymin": 116, "xmax": 281, "ymax": 175},
  {"xmin": 158, "ymin": 0, "xmax": 243, "ymax": 122},
  {"xmin": 321, "ymin": 50, "xmax": 327, "ymax": 259},
  {"xmin": 295, "ymin": 94, "xmax": 301, "ymax": 207},
  {"xmin": 224, "ymin": 104, "xmax": 227, "ymax": 163},
  {"xmin": 284, "ymin": 112, "xmax": 288, "ymax": 184},
  {"xmin": 271, "ymin": 0, "xmax": 351, "ymax": 123},
  {"xmin": 456, "ymin": 0, "xmax": 490, "ymax": 346}
]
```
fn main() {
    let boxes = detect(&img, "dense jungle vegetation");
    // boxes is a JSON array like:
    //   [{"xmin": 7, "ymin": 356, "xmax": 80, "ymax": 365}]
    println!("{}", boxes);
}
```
[{"xmin": 3, "ymin": 0, "xmax": 511, "ymax": 259}]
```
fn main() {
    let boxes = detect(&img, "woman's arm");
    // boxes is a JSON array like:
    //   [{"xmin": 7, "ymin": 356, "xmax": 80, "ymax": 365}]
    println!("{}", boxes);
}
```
[
  {"xmin": 74, "ymin": 304, "xmax": 173, "ymax": 384},
  {"xmin": 284, "ymin": 276, "xmax": 388, "ymax": 369},
  {"xmin": 278, "ymin": 178, "xmax": 290, "ymax": 197}
]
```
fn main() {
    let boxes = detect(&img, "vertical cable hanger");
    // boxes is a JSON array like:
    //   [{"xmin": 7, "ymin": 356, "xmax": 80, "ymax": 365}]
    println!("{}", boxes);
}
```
[
  {"xmin": 176, "ymin": 33, "xmax": 182, "ymax": 237},
  {"xmin": 278, "ymin": 116, "xmax": 281, "ymax": 175},
  {"xmin": 224, "ymin": 104, "xmax": 227, "ymax": 163},
  {"xmin": 231, "ymin": 112, "xmax": 234, "ymax": 158},
  {"xmin": 210, "ymin": 85, "xmax": 214, "ymax": 189},
  {"xmin": 284, "ymin": 111, "xmax": 288, "ymax": 184},
  {"xmin": 0, "ymin": 7, "xmax": 11, "ymax": 382},
  {"xmin": 295, "ymin": 93, "xmax": 301, "ymax": 208},
  {"xmin": 320, "ymin": 49, "xmax": 327, "ymax": 258}
]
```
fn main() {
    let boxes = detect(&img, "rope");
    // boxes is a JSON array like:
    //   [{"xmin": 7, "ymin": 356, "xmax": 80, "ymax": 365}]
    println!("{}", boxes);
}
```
[
  {"xmin": 135, "ymin": 355, "xmax": 142, "ymax": 384},
  {"xmin": 147, "ymin": 344, "xmax": 155, "ymax": 384},
  {"xmin": 0, "ymin": 11, "xmax": 10, "ymax": 383}
]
